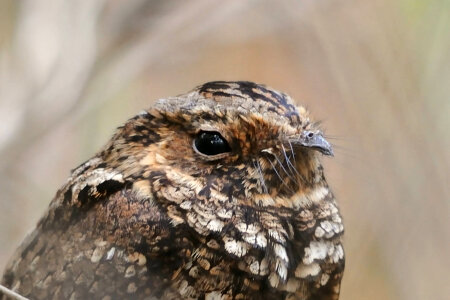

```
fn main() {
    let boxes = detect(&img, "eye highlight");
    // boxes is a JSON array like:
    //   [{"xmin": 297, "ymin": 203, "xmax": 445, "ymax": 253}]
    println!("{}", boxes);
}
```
[{"xmin": 194, "ymin": 131, "xmax": 231, "ymax": 156}]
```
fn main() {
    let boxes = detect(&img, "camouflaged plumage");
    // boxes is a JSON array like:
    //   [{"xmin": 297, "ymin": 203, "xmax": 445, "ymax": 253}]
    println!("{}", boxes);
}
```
[{"xmin": 1, "ymin": 81, "xmax": 344, "ymax": 300}]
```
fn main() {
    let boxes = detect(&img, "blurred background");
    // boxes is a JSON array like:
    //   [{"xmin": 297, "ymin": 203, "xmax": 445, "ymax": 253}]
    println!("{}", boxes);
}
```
[{"xmin": 0, "ymin": 0, "xmax": 448, "ymax": 299}]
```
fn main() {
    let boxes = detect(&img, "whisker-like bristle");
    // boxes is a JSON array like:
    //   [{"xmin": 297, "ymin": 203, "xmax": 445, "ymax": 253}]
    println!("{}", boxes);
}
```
[
  {"xmin": 253, "ymin": 159, "xmax": 268, "ymax": 194},
  {"xmin": 287, "ymin": 140, "xmax": 297, "ymax": 164},
  {"xmin": 281, "ymin": 142, "xmax": 308, "ymax": 185},
  {"xmin": 280, "ymin": 144, "xmax": 298, "ymax": 181},
  {"xmin": 264, "ymin": 154, "xmax": 296, "ymax": 194},
  {"xmin": 271, "ymin": 153, "xmax": 295, "ymax": 183}
]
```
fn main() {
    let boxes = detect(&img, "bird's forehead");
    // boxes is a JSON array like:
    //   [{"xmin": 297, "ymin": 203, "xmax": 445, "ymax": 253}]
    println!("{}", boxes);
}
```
[
  {"xmin": 197, "ymin": 81, "xmax": 301, "ymax": 119},
  {"xmin": 155, "ymin": 81, "xmax": 309, "ymax": 128}
]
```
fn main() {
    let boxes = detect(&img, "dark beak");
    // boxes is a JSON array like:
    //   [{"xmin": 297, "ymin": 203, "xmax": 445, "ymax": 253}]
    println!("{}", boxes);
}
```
[{"xmin": 298, "ymin": 131, "xmax": 334, "ymax": 156}]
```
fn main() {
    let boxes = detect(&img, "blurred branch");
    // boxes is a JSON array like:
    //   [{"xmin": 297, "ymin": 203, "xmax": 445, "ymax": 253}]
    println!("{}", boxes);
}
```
[{"xmin": 0, "ymin": 284, "xmax": 29, "ymax": 300}]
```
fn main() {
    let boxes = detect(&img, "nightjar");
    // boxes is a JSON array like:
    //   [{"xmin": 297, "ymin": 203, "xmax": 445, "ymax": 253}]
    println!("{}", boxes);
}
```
[{"xmin": 1, "ymin": 81, "xmax": 344, "ymax": 300}]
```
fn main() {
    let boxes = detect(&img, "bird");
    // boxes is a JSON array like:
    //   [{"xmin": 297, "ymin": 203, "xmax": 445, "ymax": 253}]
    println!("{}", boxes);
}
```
[{"xmin": 1, "ymin": 81, "xmax": 344, "ymax": 300}]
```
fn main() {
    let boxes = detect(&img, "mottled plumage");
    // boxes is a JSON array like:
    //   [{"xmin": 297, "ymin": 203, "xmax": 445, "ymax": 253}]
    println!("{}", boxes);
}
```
[{"xmin": 1, "ymin": 81, "xmax": 344, "ymax": 299}]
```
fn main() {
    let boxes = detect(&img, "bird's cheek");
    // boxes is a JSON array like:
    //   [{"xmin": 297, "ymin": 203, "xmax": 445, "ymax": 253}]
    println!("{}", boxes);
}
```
[{"xmin": 139, "ymin": 144, "xmax": 167, "ymax": 166}]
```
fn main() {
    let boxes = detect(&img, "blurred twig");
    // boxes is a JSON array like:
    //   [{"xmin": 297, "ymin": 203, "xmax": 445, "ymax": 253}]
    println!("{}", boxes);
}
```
[{"xmin": 0, "ymin": 284, "xmax": 29, "ymax": 300}]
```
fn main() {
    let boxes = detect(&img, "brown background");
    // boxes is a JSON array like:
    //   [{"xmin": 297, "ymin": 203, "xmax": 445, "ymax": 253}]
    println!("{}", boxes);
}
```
[{"xmin": 0, "ymin": 1, "xmax": 448, "ymax": 299}]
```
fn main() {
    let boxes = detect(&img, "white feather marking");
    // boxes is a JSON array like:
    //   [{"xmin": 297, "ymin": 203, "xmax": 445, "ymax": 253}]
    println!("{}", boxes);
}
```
[
  {"xmin": 256, "ymin": 232, "xmax": 267, "ymax": 248},
  {"xmin": 223, "ymin": 238, "xmax": 249, "ymax": 257},
  {"xmin": 274, "ymin": 243, "xmax": 289, "ymax": 262},
  {"xmin": 206, "ymin": 219, "xmax": 224, "ymax": 232},
  {"xmin": 303, "ymin": 241, "xmax": 333, "ymax": 264},
  {"xmin": 295, "ymin": 262, "xmax": 321, "ymax": 278}
]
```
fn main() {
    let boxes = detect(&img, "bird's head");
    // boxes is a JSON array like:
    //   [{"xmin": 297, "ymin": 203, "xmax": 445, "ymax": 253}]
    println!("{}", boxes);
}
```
[{"xmin": 104, "ymin": 81, "xmax": 333, "ymax": 207}]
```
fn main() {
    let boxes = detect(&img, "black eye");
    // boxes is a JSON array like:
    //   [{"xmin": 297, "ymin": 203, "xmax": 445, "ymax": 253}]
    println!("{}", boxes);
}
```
[{"xmin": 194, "ymin": 131, "xmax": 231, "ymax": 156}]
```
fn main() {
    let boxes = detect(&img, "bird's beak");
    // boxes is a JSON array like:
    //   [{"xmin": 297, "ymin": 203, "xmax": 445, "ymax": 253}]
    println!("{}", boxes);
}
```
[{"xmin": 298, "ymin": 131, "xmax": 334, "ymax": 156}]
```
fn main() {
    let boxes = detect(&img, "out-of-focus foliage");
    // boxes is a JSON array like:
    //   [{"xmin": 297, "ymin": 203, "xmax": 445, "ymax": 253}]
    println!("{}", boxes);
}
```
[{"xmin": 0, "ymin": 1, "xmax": 448, "ymax": 299}]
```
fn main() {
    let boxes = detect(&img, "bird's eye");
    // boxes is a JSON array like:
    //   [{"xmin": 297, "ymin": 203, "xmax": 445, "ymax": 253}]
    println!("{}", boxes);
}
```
[{"xmin": 194, "ymin": 131, "xmax": 231, "ymax": 156}]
